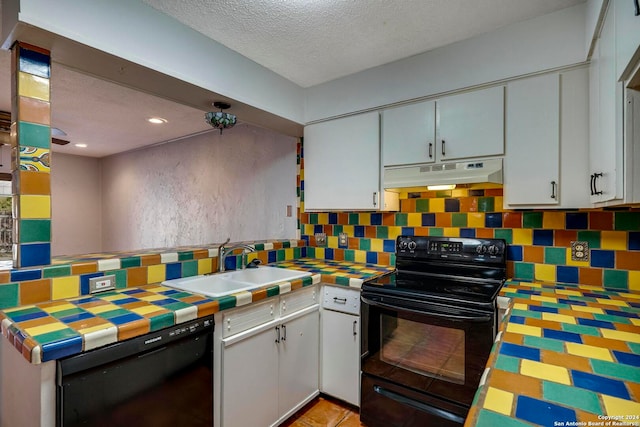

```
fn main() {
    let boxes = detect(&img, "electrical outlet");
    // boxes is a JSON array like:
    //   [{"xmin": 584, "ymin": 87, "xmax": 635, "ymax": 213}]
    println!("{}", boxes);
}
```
[
  {"xmin": 89, "ymin": 274, "xmax": 116, "ymax": 294},
  {"xmin": 338, "ymin": 232, "xmax": 348, "ymax": 247},
  {"xmin": 571, "ymin": 241, "xmax": 589, "ymax": 262},
  {"xmin": 315, "ymin": 233, "xmax": 327, "ymax": 246}
]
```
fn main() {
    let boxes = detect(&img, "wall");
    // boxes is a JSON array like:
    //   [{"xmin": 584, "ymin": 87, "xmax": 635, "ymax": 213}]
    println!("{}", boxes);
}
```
[
  {"xmin": 100, "ymin": 124, "xmax": 298, "ymax": 252},
  {"xmin": 299, "ymin": 182, "xmax": 640, "ymax": 291},
  {"xmin": 50, "ymin": 153, "xmax": 102, "ymax": 256}
]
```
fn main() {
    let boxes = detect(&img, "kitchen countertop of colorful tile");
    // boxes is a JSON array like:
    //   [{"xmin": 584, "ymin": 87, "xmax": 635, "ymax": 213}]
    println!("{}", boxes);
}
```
[
  {"xmin": 466, "ymin": 280, "xmax": 640, "ymax": 427},
  {"xmin": 0, "ymin": 258, "xmax": 395, "ymax": 364}
]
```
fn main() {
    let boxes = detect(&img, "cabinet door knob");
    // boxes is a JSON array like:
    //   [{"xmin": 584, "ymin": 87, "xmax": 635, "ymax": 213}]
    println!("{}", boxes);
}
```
[{"xmin": 550, "ymin": 181, "xmax": 557, "ymax": 199}]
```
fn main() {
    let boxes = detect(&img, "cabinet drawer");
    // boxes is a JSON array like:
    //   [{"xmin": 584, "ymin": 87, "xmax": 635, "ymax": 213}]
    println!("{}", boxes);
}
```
[
  {"xmin": 222, "ymin": 298, "xmax": 277, "ymax": 338},
  {"xmin": 322, "ymin": 285, "xmax": 360, "ymax": 315},
  {"xmin": 281, "ymin": 285, "xmax": 318, "ymax": 316}
]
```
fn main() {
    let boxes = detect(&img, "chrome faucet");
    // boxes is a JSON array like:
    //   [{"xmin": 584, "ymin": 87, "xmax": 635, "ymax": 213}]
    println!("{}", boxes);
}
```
[{"xmin": 219, "ymin": 240, "xmax": 256, "ymax": 272}]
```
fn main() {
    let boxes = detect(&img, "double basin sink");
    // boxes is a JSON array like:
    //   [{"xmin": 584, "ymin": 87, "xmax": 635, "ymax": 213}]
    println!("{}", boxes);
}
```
[{"xmin": 162, "ymin": 266, "xmax": 312, "ymax": 298}]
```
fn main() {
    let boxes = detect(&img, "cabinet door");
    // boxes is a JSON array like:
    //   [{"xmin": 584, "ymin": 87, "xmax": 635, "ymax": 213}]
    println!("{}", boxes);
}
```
[
  {"xmin": 504, "ymin": 74, "xmax": 560, "ymax": 206},
  {"xmin": 615, "ymin": 0, "xmax": 640, "ymax": 81},
  {"xmin": 304, "ymin": 112, "xmax": 381, "ymax": 211},
  {"xmin": 382, "ymin": 100, "xmax": 436, "ymax": 166},
  {"xmin": 222, "ymin": 325, "xmax": 279, "ymax": 427},
  {"xmin": 278, "ymin": 309, "xmax": 319, "ymax": 419},
  {"xmin": 436, "ymin": 86, "xmax": 504, "ymax": 161},
  {"xmin": 321, "ymin": 310, "xmax": 360, "ymax": 406}
]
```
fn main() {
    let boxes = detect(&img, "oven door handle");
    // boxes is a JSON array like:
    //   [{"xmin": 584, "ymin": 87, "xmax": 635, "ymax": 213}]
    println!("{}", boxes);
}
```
[
  {"xmin": 374, "ymin": 385, "xmax": 465, "ymax": 425},
  {"xmin": 361, "ymin": 295, "xmax": 492, "ymax": 322}
]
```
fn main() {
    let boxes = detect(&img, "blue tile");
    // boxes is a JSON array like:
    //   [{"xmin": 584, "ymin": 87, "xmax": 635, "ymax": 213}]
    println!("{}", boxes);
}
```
[
  {"xmin": 571, "ymin": 370, "xmax": 630, "ymax": 399},
  {"xmin": 59, "ymin": 312, "xmax": 95, "ymax": 324},
  {"xmin": 370, "ymin": 213, "xmax": 382, "ymax": 225},
  {"xmin": 267, "ymin": 251, "xmax": 277, "ymax": 263},
  {"xmin": 107, "ymin": 313, "xmax": 145, "ymax": 325},
  {"xmin": 313, "ymin": 224, "xmax": 323, "ymax": 234},
  {"xmin": 401, "ymin": 227, "xmax": 414, "ymax": 236},
  {"xmin": 583, "ymin": 292, "xmax": 610, "ymax": 298},
  {"xmin": 556, "ymin": 266, "xmax": 579, "ymax": 284},
  {"xmin": 152, "ymin": 298, "xmax": 179, "ymax": 306},
  {"xmin": 460, "ymin": 228, "xmax": 476, "ymax": 238},
  {"xmin": 354, "ymin": 226, "xmax": 365, "ymax": 237},
  {"xmin": 559, "ymin": 298, "xmax": 586, "ymax": 306},
  {"xmin": 10, "ymin": 268, "xmax": 42, "ymax": 282},
  {"xmin": 507, "ymin": 245, "xmax": 523, "ymax": 261},
  {"xmin": 604, "ymin": 309, "xmax": 638, "ymax": 319},
  {"xmin": 629, "ymin": 232, "xmax": 640, "ymax": 250},
  {"xmin": 41, "ymin": 335, "xmax": 83, "ymax": 362},
  {"xmin": 421, "ymin": 213, "xmax": 435, "ymax": 226},
  {"xmin": 565, "ymin": 212, "xmax": 588, "ymax": 229},
  {"xmin": 591, "ymin": 250, "xmax": 615, "ymax": 268},
  {"xmin": 121, "ymin": 288, "xmax": 145, "ymax": 295},
  {"xmin": 80, "ymin": 272, "xmax": 104, "ymax": 295},
  {"xmin": 383, "ymin": 240, "xmax": 396, "ymax": 252},
  {"xmin": 499, "ymin": 342, "xmax": 540, "ymax": 361},
  {"xmin": 577, "ymin": 318, "xmax": 615, "ymax": 330},
  {"xmin": 515, "ymin": 395, "xmax": 576, "ymax": 427},
  {"xmin": 20, "ymin": 242, "xmax": 52, "ymax": 268},
  {"xmin": 110, "ymin": 297, "xmax": 139, "ymax": 305},
  {"xmin": 613, "ymin": 350, "xmax": 640, "ymax": 367},
  {"xmin": 543, "ymin": 328, "xmax": 583, "ymax": 343},
  {"xmin": 514, "ymin": 289, "xmax": 542, "ymax": 295},
  {"xmin": 18, "ymin": 47, "xmax": 51, "ymax": 79},
  {"xmin": 9, "ymin": 310, "xmax": 48, "ymax": 323},
  {"xmin": 485, "ymin": 213, "xmax": 503, "ymax": 228},
  {"xmin": 444, "ymin": 199, "xmax": 460, "ymax": 212},
  {"xmin": 530, "ymin": 305, "xmax": 558, "ymax": 313},
  {"xmin": 329, "ymin": 213, "xmax": 338, "ymax": 224},
  {"xmin": 366, "ymin": 252, "xmax": 378, "ymax": 264},
  {"xmin": 165, "ymin": 262, "xmax": 182, "ymax": 280},
  {"xmin": 533, "ymin": 230, "xmax": 554, "ymax": 246},
  {"xmin": 325, "ymin": 248, "xmax": 335, "ymax": 260},
  {"xmin": 509, "ymin": 315, "xmax": 526, "ymax": 324}
]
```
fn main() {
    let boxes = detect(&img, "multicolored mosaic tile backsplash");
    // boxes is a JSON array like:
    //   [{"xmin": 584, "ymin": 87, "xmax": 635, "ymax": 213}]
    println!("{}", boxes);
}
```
[{"xmin": 299, "ymin": 185, "xmax": 640, "ymax": 292}]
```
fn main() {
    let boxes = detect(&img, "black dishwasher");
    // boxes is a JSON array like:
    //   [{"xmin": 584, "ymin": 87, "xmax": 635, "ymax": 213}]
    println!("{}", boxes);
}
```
[{"xmin": 56, "ymin": 315, "xmax": 214, "ymax": 427}]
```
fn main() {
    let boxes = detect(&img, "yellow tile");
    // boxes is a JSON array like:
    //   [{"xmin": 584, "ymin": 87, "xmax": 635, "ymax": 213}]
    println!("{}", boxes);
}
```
[
  {"xmin": 246, "ymin": 252, "xmax": 258, "ymax": 262},
  {"xmin": 354, "ymin": 250, "xmax": 367, "ymax": 263},
  {"xmin": 443, "ymin": 227, "xmax": 459, "ymax": 237},
  {"xmin": 526, "ymin": 282, "xmax": 543, "ymax": 288},
  {"xmin": 51, "ymin": 277, "xmax": 80, "ymax": 301},
  {"xmin": 530, "ymin": 295, "xmax": 557, "ymax": 304},
  {"xmin": 534, "ymin": 264, "xmax": 556, "ymax": 283},
  {"xmin": 315, "ymin": 248, "xmax": 325, "ymax": 259},
  {"xmin": 512, "ymin": 229, "xmax": 533, "ymax": 245},
  {"xmin": 629, "ymin": 271, "xmax": 640, "ymax": 292},
  {"xmin": 19, "ymin": 195, "xmax": 51, "ymax": 219},
  {"xmin": 327, "ymin": 236, "xmax": 338, "ymax": 248},
  {"xmin": 371, "ymin": 239, "xmax": 384, "ymax": 252},
  {"xmin": 493, "ymin": 197, "xmax": 504, "ymax": 212},
  {"xmin": 542, "ymin": 212, "xmax": 565, "ymax": 229},
  {"xmin": 520, "ymin": 359, "xmax": 571, "ymax": 385},
  {"xmin": 343, "ymin": 225, "xmax": 354, "ymax": 235},
  {"xmin": 24, "ymin": 322, "xmax": 67, "ymax": 336},
  {"xmin": 565, "ymin": 248, "xmax": 590, "ymax": 267},
  {"xmin": 359, "ymin": 213, "xmax": 371, "ymax": 225},
  {"xmin": 541, "ymin": 313, "xmax": 577, "ymax": 324},
  {"xmin": 317, "ymin": 213, "xmax": 328, "ymax": 224},
  {"xmin": 77, "ymin": 323, "xmax": 112, "ymax": 334},
  {"xmin": 506, "ymin": 323, "xmax": 542, "ymax": 337},
  {"xmin": 601, "ymin": 394, "xmax": 640, "ymax": 417},
  {"xmin": 631, "ymin": 318, "xmax": 640, "ymax": 327},
  {"xmin": 197, "ymin": 258, "xmax": 212, "ymax": 275},
  {"xmin": 40, "ymin": 302, "xmax": 76, "ymax": 313},
  {"xmin": 284, "ymin": 248, "xmax": 294, "ymax": 260},
  {"xmin": 131, "ymin": 305, "xmax": 164, "ymax": 315},
  {"xmin": 595, "ymin": 298, "xmax": 628, "ymax": 307},
  {"xmin": 430, "ymin": 198, "xmax": 445, "ymax": 212},
  {"xmin": 468, "ymin": 213, "xmax": 485, "ymax": 228},
  {"xmin": 100, "ymin": 294, "xmax": 123, "ymax": 301},
  {"xmin": 600, "ymin": 231, "xmax": 627, "ymax": 250},
  {"xmin": 571, "ymin": 305, "xmax": 604, "ymax": 314},
  {"xmin": 555, "ymin": 289, "xmax": 582, "ymax": 297},
  {"xmin": 407, "ymin": 213, "xmax": 422, "ymax": 227},
  {"xmin": 452, "ymin": 189, "xmax": 468, "ymax": 198},
  {"xmin": 304, "ymin": 224, "xmax": 315, "ymax": 235},
  {"xmin": 387, "ymin": 227, "xmax": 402, "ymax": 239},
  {"xmin": 18, "ymin": 72, "xmax": 50, "ymax": 101},
  {"xmin": 139, "ymin": 294, "xmax": 166, "ymax": 302},
  {"xmin": 619, "ymin": 292, "xmax": 640, "ymax": 301},
  {"xmin": 513, "ymin": 303, "xmax": 528, "ymax": 310},
  {"xmin": 483, "ymin": 387, "xmax": 514, "ymax": 416},
  {"xmin": 566, "ymin": 342, "xmax": 614, "ymax": 362},
  {"xmin": 147, "ymin": 264, "xmax": 166, "ymax": 284},
  {"xmin": 85, "ymin": 304, "xmax": 119, "ymax": 314},
  {"xmin": 601, "ymin": 329, "xmax": 640, "ymax": 344}
]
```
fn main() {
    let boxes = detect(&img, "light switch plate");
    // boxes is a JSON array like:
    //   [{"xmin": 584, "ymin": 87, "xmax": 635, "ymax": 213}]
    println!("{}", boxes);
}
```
[
  {"xmin": 89, "ymin": 274, "xmax": 116, "ymax": 294},
  {"xmin": 315, "ymin": 233, "xmax": 327, "ymax": 246}
]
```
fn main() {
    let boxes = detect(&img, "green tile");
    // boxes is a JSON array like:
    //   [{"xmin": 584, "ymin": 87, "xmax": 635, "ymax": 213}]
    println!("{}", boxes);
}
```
[
  {"xmin": 475, "ymin": 409, "xmax": 531, "ymax": 427},
  {"xmin": 514, "ymin": 262, "xmax": 534, "ymax": 281},
  {"xmin": 603, "ymin": 270, "xmax": 628, "ymax": 290},
  {"xmin": 277, "ymin": 249, "xmax": 286, "ymax": 262},
  {"xmin": 335, "ymin": 276, "xmax": 350, "ymax": 286},
  {"xmin": 309, "ymin": 213, "xmax": 318, "ymax": 224},
  {"xmin": 344, "ymin": 250, "xmax": 355, "ymax": 262},
  {"xmin": 544, "ymin": 247, "xmax": 566, "ymax": 265},
  {"xmin": 435, "ymin": 190, "xmax": 452, "ymax": 198},
  {"xmin": 178, "ymin": 251, "xmax": 194, "ymax": 261},
  {"xmin": 306, "ymin": 247, "xmax": 316, "ymax": 258},
  {"xmin": 614, "ymin": 211, "xmax": 640, "ymax": 231},
  {"xmin": 149, "ymin": 312, "xmax": 175, "ymax": 331},
  {"xmin": 182, "ymin": 260, "xmax": 198, "ymax": 278},
  {"xmin": 628, "ymin": 343, "xmax": 640, "ymax": 355},
  {"xmin": 510, "ymin": 308, "xmax": 542, "ymax": 319},
  {"xmin": 478, "ymin": 197, "xmax": 494, "ymax": 212},
  {"xmin": 494, "ymin": 354, "xmax": 520, "ymax": 373},
  {"xmin": 333, "ymin": 225, "xmax": 343, "ymax": 234},
  {"xmin": 266, "ymin": 286, "xmax": 279, "ymax": 297},
  {"xmin": 0, "ymin": 283, "xmax": 20, "ymax": 309},
  {"xmin": 293, "ymin": 247, "xmax": 302, "ymax": 259},
  {"xmin": 97, "ymin": 308, "xmax": 131, "ymax": 319},
  {"xmin": 542, "ymin": 381, "xmax": 602, "ymax": 415},
  {"xmin": 120, "ymin": 257, "xmax": 141, "ymax": 269},
  {"xmin": 522, "ymin": 212, "xmax": 543, "ymax": 228},
  {"xmin": 376, "ymin": 226, "xmax": 388, "ymax": 239},
  {"xmin": 42, "ymin": 264, "xmax": 71, "ymax": 278},
  {"xmin": 282, "ymin": 241, "xmax": 291, "ymax": 248},
  {"xmin": 163, "ymin": 301, "xmax": 192, "ymax": 312},
  {"xmin": 561, "ymin": 323, "xmax": 600, "ymax": 337},
  {"xmin": 593, "ymin": 313, "xmax": 631, "ymax": 324},
  {"xmin": 18, "ymin": 122, "xmax": 50, "ymax": 149},
  {"xmin": 50, "ymin": 307, "xmax": 85, "ymax": 319},
  {"xmin": 360, "ymin": 239, "xmax": 371, "ymax": 251},
  {"xmin": 32, "ymin": 328, "xmax": 79, "ymax": 344},
  {"xmin": 19, "ymin": 219, "xmax": 50, "ymax": 243},
  {"xmin": 577, "ymin": 230, "xmax": 601, "ymax": 249},
  {"xmin": 254, "ymin": 243, "xmax": 265, "ymax": 251},
  {"xmin": 112, "ymin": 270, "xmax": 127, "ymax": 289},
  {"xmin": 494, "ymin": 229, "xmax": 512, "ymax": 244},
  {"xmin": 217, "ymin": 295, "xmax": 236, "ymax": 310},
  {"xmin": 592, "ymin": 359, "xmax": 640, "ymax": 383},
  {"xmin": 429, "ymin": 228, "xmax": 444, "ymax": 236},
  {"xmin": 395, "ymin": 213, "xmax": 408, "ymax": 226},
  {"xmin": 523, "ymin": 335, "xmax": 565, "ymax": 352},
  {"xmin": 348, "ymin": 213, "xmax": 359, "ymax": 225},
  {"xmin": 415, "ymin": 199, "xmax": 429, "ymax": 212},
  {"xmin": 452, "ymin": 213, "xmax": 467, "ymax": 227}
]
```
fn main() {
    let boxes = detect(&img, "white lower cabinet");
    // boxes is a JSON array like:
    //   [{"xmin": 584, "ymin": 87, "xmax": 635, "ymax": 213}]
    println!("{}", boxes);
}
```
[
  {"xmin": 215, "ymin": 285, "xmax": 320, "ymax": 427},
  {"xmin": 320, "ymin": 285, "xmax": 361, "ymax": 407}
]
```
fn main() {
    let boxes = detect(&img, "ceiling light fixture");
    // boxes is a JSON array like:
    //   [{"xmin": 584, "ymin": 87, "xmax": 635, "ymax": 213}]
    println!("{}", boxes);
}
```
[
  {"xmin": 427, "ymin": 184, "xmax": 456, "ymax": 191},
  {"xmin": 205, "ymin": 102, "xmax": 237, "ymax": 134},
  {"xmin": 148, "ymin": 117, "xmax": 167, "ymax": 124},
  {"xmin": 74, "ymin": 143, "xmax": 87, "ymax": 148}
]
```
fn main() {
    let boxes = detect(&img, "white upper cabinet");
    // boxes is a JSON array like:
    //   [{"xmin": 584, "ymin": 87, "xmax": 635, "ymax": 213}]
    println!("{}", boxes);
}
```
[
  {"xmin": 304, "ymin": 112, "xmax": 398, "ymax": 211},
  {"xmin": 436, "ymin": 86, "xmax": 505, "ymax": 161},
  {"xmin": 382, "ymin": 100, "xmax": 436, "ymax": 166},
  {"xmin": 615, "ymin": 0, "xmax": 640, "ymax": 81}
]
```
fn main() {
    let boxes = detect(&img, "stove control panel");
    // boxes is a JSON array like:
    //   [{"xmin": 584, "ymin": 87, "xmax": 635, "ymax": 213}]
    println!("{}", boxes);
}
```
[{"xmin": 396, "ymin": 236, "xmax": 506, "ymax": 263}]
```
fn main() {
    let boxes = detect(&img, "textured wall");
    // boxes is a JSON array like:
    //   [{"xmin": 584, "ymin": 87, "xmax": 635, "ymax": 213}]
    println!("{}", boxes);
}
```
[
  {"xmin": 100, "ymin": 124, "xmax": 298, "ymax": 252},
  {"xmin": 50, "ymin": 153, "xmax": 102, "ymax": 256}
]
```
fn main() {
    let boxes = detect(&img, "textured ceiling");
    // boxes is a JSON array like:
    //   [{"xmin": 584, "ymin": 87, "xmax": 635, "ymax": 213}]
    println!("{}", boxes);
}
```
[{"xmin": 142, "ymin": 0, "xmax": 585, "ymax": 87}]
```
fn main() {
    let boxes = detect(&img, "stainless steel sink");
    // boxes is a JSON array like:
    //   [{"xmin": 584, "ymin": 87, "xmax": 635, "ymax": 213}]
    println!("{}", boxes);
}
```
[{"xmin": 162, "ymin": 266, "xmax": 311, "ymax": 298}]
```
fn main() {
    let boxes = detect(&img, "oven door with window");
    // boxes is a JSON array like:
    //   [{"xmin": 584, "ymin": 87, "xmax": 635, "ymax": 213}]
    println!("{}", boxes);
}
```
[{"xmin": 360, "ymin": 290, "xmax": 496, "ymax": 427}]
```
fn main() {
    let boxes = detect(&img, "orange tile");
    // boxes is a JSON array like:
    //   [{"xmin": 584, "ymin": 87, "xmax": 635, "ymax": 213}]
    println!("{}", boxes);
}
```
[
  {"xmin": 19, "ymin": 171, "xmax": 50, "ymax": 195},
  {"xmin": 579, "ymin": 267, "xmax": 603, "ymax": 286},
  {"xmin": 554, "ymin": 230, "xmax": 577, "ymax": 247},
  {"xmin": 503, "ymin": 212, "xmax": 522, "ymax": 228},
  {"xmin": 506, "ymin": 261, "xmax": 515, "ymax": 280},
  {"xmin": 333, "ymin": 249, "xmax": 345, "ymax": 261},
  {"xmin": 365, "ymin": 227, "xmax": 376, "ymax": 238},
  {"xmin": 401, "ymin": 198, "xmax": 415, "ymax": 212},
  {"xmin": 192, "ymin": 249, "xmax": 209, "ymax": 260},
  {"xmin": 485, "ymin": 188, "xmax": 504, "ymax": 197},
  {"xmin": 581, "ymin": 335, "xmax": 634, "ymax": 352},
  {"xmin": 542, "ymin": 212, "xmax": 565, "ymax": 229},
  {"xmin": 0, "ymin": 270, "xmax": 10, "ymax": 285},
  {"xmin": 377, "ymin": 252, "xmax": 391, "ymax": 266},
  {"xmin": 117, "ymin": 318, "xmax": 150, "ymax": 341},
  {"xmin": 19, "ymin": 279, "xmax": 51, "ymax": 305},
  {"xmin": 525, "ymin": 318, "xmax": 564, "ymax": 331},
  {"xmin": 459, "ymin": 197, "xmax": 477, "ymax": 213},
  {"xmin": 503, "ymin": 333, "xmax": 523, "ymax": 345},
  {"xmin": 15, "ymin": 315, "xmax": 55, "ymax": 329},
  {"xmin": 71, "ymin": 262, "xmax": 97, "ymax": 275},
  {"xmin": 626, "ymin": 381, "xmax": 640, "ymax": 402},
  {"xmin": 251, "ymin": 289, "xmax": 268, "ymax": 302},
  {"xmin": 67, "ymin": 316, "xmax": 110, "ymax": 331},
  {"xmin": 476, "ymin": 228, "xmax": 494, "ymax": 238},
  {"xmin": 382, "ymin": 213, "xmax": 395, "ymax": 226},
  {"xmin": 616, "ymin": 251, "xmax": 640, "ymax": 271},
  {"xmin": 127, "ymin": 267, "xmax": 148, "ymax": 287},
  {"xmin": 140, "ymin": 254, "xmax": 161, "ymax": 266},
  {"xmin": 18, "ymin": 96, "xmax": 50, "ymax": 125},
  {"xmin": 435, "ymin": 213, "xmax": 452, "ymax": 227},
  {"xmin": 487, "ymin": 369, "xmax": 542, "ymax": 398},
  {"xmin": 338, "ymin": 213, "xmax": 349, "ymax": 224},
  {"xmin": 540, "ymin": 350, "xmax": 592, "ymax": 373},
  {"xmin": 414, "ymin": 227, "xmax": 430, "ymax": 236},
  {"xmin": 523, "ymin": 246, "xmax": 544, "ymax": 263},
  {"xmin": 589, "ymin": 211, "xmax": 613, "ymax": 230}
]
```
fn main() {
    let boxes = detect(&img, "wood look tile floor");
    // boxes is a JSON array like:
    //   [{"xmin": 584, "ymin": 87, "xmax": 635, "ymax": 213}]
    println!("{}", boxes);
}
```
[{"xmin": 281, "ymin": 396, "xmax": 366, "ymax": 427}]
